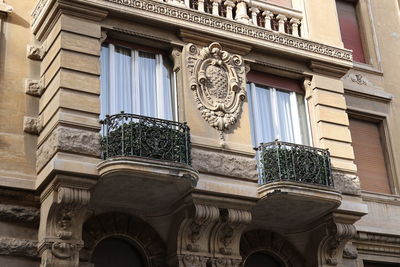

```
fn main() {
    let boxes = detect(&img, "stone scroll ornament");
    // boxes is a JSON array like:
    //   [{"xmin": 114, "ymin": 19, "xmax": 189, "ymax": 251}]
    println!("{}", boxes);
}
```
[{"xmin": 187, "ymin": 42, "xmax": 246, "ymax": 144}]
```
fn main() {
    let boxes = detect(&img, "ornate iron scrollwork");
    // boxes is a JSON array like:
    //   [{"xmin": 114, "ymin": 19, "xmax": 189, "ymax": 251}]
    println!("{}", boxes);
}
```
[
  {"xmin": 100, "ymin": 112, "xmax": 191, "ymax": 165},
  {"xmin": 257, "ymin": 141, "xmax": 333, "ymax": 187}
]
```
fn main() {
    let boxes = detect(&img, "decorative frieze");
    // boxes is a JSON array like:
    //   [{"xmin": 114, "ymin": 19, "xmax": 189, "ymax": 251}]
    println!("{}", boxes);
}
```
[
  {"xmin": 99, "ymin": 0, "xmax": 352, "ymax": 61},
  {"xmin": 186, "ymin": 42, "xmax": 246, "ymax": 141}
]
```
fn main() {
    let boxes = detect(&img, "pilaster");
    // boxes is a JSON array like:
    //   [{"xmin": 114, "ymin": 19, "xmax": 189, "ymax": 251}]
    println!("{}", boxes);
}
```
[{"xmin": 29, "ymin": 1, "xmax": 108, "ymax": 189}]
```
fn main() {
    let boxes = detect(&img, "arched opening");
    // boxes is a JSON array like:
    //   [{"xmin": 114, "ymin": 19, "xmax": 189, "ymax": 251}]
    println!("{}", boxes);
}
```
[
  {"xmin": 243, "ymin": 251, "xmax": 285, "ymax": 267},
  {"xmin": 91, "ymin": 237, "xmax": 146, "ymax": 267}
]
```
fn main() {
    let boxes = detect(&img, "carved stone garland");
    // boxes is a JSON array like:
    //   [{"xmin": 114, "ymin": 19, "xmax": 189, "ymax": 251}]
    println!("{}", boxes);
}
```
[{"xmin": 187, "ymin": 42, "xmax": 246, "ymax": 143}]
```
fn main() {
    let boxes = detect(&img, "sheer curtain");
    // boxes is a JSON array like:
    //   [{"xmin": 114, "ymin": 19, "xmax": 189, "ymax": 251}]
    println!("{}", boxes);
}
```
[
  {"xmin": 247, "ymin": 83, "xmax": 310, "ymax": 147},
  {"xmin": 100, "ymin": 43, "xmax": 175, "ymax": 121}
]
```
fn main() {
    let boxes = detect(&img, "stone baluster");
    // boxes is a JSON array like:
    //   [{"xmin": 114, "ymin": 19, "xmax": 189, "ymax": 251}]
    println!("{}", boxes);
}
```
[
  {"xmin": 211, "ymin": 0, "xmax": 221, "ymax": 16},
  {"xmin": 198, "ymin": 0, "xmax": 205, "ymax": 12},
  {"xmin": 262, "ymin": 10, "xmax": 273, "ymax": 31},
  {"xmin": 291, "ymin": 18, "xmax": 301, "ymax": 37},
  {"xmin": 249, "ymin": 7, "xmax": 260, "ymax": 26},
  {"xmin": 224, "ymin": 0, "xmax": 235, "ymax": 19},
  {"xmin": 185, "ymin": 0, "xmax": 190, "ymax": 8},
  {"xmin": 276, "ymin": 14, "xmax": 287, "ymax": 33},
  {"xmin": 235, "ymin": 0, "xmax": 250, "ymax": 24}
]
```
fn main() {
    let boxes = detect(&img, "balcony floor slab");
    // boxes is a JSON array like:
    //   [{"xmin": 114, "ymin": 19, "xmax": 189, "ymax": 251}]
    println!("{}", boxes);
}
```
[{"xmin": 253, "ymin": 181, "xmax": 342, "ymax": 229}]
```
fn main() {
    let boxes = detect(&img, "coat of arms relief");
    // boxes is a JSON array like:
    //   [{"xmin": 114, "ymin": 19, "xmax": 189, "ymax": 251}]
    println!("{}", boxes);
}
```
[{"xmin": 186, "ymin": 42, "xmax": 246, "ymax": 143}]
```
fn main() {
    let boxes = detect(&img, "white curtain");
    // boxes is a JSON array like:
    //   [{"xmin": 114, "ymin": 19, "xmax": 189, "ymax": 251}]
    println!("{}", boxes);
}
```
[
  {"xmin": 247, "ymin": 83, "xmax": 310, "ymax": 146},
  {"xmin": 100, "ymin": 44, "xmax": 175, "ymax": 121}
]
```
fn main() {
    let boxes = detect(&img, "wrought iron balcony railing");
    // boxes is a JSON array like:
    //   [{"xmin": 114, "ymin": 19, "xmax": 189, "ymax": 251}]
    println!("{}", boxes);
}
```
[
  {"xmin": 256, "ymin": 141, "xmax": 333, "ymax": 188},
  {"xmin": 100, "ymin": 112, "xmax": 191, "ymax": 165}
]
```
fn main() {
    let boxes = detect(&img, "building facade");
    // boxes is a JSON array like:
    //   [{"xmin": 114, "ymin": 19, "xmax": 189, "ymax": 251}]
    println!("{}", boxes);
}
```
[{"xmin": 0, "ymin": 0, "xmax": 399, "ymax": 266}]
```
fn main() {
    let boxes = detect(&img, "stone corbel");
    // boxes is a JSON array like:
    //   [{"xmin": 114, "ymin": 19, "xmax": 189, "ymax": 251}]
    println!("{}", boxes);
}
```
[
  {"xmin": 25, "ymin": 78, "xmax": 45, "ymax": 97},
  {"xmin": 210, "ymin": 208, "xmax": 251, "ymax": 266},
  {"xmin": 23, "ymin": 115, "xmax": 43, "ymax": 135},
  {"xmin": 321, "ymin": 221, "xmax": 357, "ymax": 266},
  {"xmin": 38, "ymin": 176, "xmax": 94, "ymax": 267},
  {"xmin": 27, "ymin": 44, "xmax": 46, "ymax": 60}
]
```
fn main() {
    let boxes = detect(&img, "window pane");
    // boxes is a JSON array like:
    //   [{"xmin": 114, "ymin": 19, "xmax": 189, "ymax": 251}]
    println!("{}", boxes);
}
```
[
  {"xmin": 100, "ymin": 44, "xmax": 175, "ymax": 121},
  {"xmin": 276, "ymin": 90, "xmax": 295, "ymax": 143},
  {"xmin": 336, "ymin": 0, "xmax": 366, "ymax": 63},
  {"xmin": 138, "ymin": 51, "xmax": 157, "ymax": 118},
  {"xmin": 114, "ymin": 46, "xmax": 133, "ymax": 115},
  {"xmin": 248, "ymin": 84, "xmax": 275, "ymax": 146}
]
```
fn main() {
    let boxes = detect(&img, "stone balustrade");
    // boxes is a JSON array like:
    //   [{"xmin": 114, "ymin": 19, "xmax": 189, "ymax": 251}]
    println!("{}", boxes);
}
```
[{"xmin": 165, "ymin": 0, "xmax": 303, "ymax": 37}]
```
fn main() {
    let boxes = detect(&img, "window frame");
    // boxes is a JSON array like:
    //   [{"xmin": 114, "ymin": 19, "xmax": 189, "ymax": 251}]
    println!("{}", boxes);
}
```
[
  {"xmin": 100, "ymin": 40, "xmax": 179, "ymax": 122},
  {"xmin": 247, "ymin": 81, "xmax": 313, "ymax": 147},
  {"xmin": 347, "ymin": 111, "xmax": 398, "ymax": 195}
]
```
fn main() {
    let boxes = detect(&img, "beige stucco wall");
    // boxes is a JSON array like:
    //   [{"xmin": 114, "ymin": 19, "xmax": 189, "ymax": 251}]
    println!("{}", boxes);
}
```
[{"xmin": 0, "ymin": 0, "xmax": 38, "ymax": 189}]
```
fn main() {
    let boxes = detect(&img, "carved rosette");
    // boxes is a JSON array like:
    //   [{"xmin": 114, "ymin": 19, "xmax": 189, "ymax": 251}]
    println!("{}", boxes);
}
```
[{"xmin": 186, "ymin": 42, "xmax": 246, "ymax": 141}]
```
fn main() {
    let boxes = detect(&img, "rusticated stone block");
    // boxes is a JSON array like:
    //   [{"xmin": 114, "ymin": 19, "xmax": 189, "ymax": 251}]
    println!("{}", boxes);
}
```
[
  {"xmin": 332, "ymin": 170, "xmax": 361, "ymax": 196},
  {"xmin": 23, "ymin": 116, "xmax": 43, "ymax": 135},
  {"xmin": 191, "ymin": 148, "xmax": 258, "ymax": 181},
  {"xmin": 0, "ymin": 237, "xmax": 38, "ymax": 258},
  {"xmin": 36, "ymin": 126, "xmax": 101, "ymax": 171},
  {"xmin": 0, "ymin": 204, "xmax": 39, "ymax": 225}
]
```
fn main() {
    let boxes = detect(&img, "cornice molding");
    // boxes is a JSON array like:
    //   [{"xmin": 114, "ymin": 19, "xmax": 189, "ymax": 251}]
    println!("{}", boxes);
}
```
[{"xmin": 32, "ymin": 0, "xmax": 353, "ymax": 66}]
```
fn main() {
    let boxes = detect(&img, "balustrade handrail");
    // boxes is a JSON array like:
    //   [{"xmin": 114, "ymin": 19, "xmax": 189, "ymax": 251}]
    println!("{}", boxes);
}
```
[
  {"xmin": 100, "ymin": 112, "xmax": 191, "ymax": 165},
  {"xmin": 256, "ymin": 140, "xmax": 333, "ymax": 188}
]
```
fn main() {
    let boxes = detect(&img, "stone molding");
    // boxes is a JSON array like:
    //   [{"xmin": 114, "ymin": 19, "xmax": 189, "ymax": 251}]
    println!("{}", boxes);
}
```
[
  {"xmin": 0, "ymin": 237, "xmax": 38, "ymax": 258},
  {"xmin": 353, "ymin": 231, "xmax": 400, "ymax": 255},
  {"xmin": 31, "ymin": 0, "xmax": 352, "ymax": 63},
  {"xmin": 81, "ymin": 212, "xmax": 167, "ymax": 266},
  {"xmin": 186, "ymin": 42, "xmax": 246, "ymax": 141},
  {"xmin": 38, "ymin": 176, "xmax": 95, "ymax": 267},
  {"xmin": 240, "ymin": 230, "xmax": 306, "ymax": 267},
  {"xmin": 0, "ymin": 204, "xmax": 40, "ymax": 225}
]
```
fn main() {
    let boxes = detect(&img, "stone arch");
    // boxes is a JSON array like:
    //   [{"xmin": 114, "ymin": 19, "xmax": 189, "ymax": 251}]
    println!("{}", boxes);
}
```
[
  {"xmin": 81, "ymin": 212, "xmax": 167, "ymax": 267},
  {"xmin": 240, "ymin": 229, "xmax": 306, "ymax": 267}
]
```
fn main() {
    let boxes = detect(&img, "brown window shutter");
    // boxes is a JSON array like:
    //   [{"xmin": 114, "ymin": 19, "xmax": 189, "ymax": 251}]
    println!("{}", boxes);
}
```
[
  {"xmin": 267, "ymin": 0, "xmax": 292, "ymax": 8},
  {"xmin": 349, "ymin": 118, "xmax": 391, "ymax": 194},
  {"xmin": 336, "ymin": 0, "xmax": 366, "ymax": 63},
  {"xmin": 247, "ymin": 71, "xmax": 303, "ymax": 94}
]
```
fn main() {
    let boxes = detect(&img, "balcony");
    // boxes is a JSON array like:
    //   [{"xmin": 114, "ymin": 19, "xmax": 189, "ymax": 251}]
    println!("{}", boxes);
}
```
[
  {"xmin": 94, "ymin": 112, "xmax": 198, "ymax": 215},
  {"xmin": 252, "ymin": 141, "xmax": 341, "ymax": 229}
]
